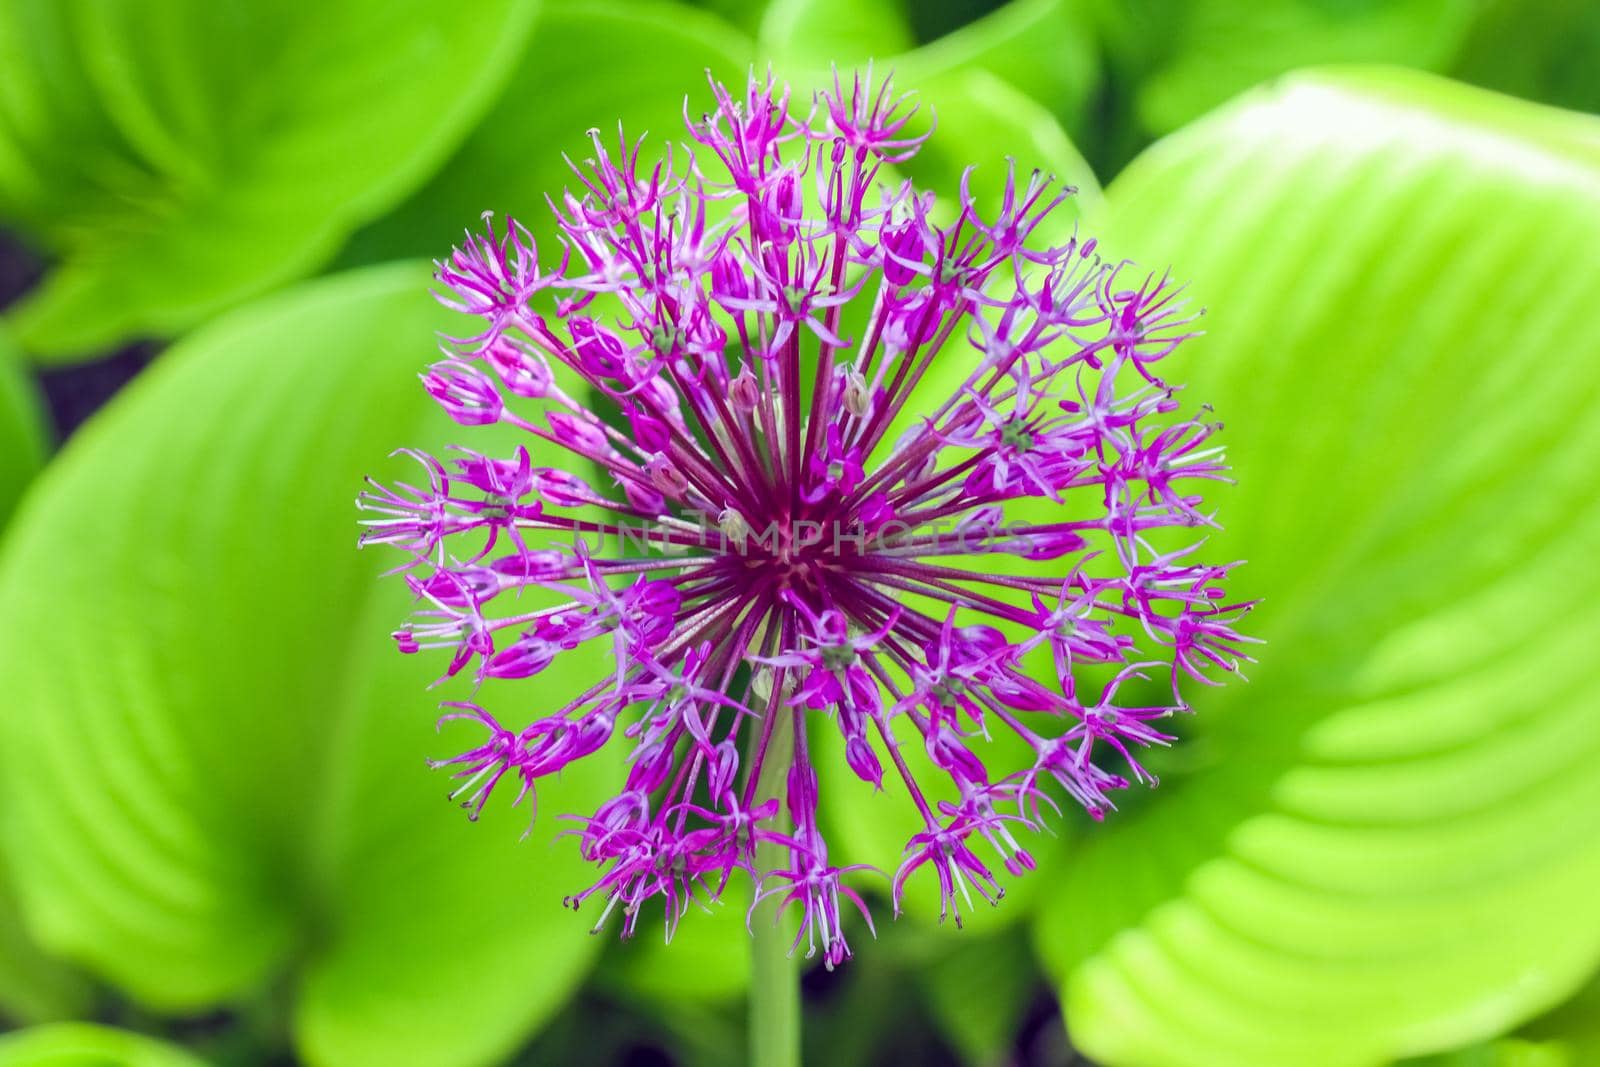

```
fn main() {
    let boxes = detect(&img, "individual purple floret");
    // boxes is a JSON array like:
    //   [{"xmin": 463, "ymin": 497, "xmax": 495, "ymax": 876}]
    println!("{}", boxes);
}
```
[{"xmin": 359, "ymin": 69, "xmax": 1254, "ymax": 968}]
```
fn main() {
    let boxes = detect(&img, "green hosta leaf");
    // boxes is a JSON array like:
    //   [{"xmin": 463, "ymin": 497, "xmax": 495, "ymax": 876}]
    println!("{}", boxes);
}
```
[
  {"xmin": 0, "ymin": 3, "xmax": 132, "ymax": 248},
  {"xmin": 1097, "ymin": 0, "xmax": 1479, "ymax": 135},
  {"xmin": 1508, "ymin": 972, "xmax": 1600, "ymax": 1066},
  {"xmin": 0, "ymin": 327, "xmax": 47, "ymax": 524},
  {"xmin": 1403, "ymin": 1039, "xmax": 1577, "ymax": 1067},
  {"xmin": 0, "ymin": 857, "xmax": 88, "ymax": 1026},
  {"xmin": 897, "ymin": 68, "xmax": 1103, "ymax": 234},
  {"xmin": 343, "ymin": 2, "xmax": 1102, "ymax": 277},
  {"xmin": 599, "ymin": 897, "xmax": 753, "ymax": 1005},
  {"xmin": 0, "ymin": 0, "xmax": 537, "ymax": 360},
  {"xmin": 758, "ymin": 0, "xmax": 914, "ymax": 71},
  {"xmin": 0, "ymin": 344, "xmax": 72, "ymax": 1027},
  {"xmin": 339, "ymin": 0, "xmax": 751, "ymax": 267},
  {"xmin": 1453, "ymin": 0, "xmax": 1600, "ymax": 116},
  {"xmin": 1033, "ymin": 69, "xmax": 1600, "ymax": 1067},
  {"xmin": 0, "ymin": 1024, "xmax": 205, "ymax": 1067},
  {"xmin": 0, "ymin": 264, "xmax": 614, "ymax": 1066},
  {"xmin": 897, "ymin": 0, "xmax": 1099, "ymax": 133},
  {"xmin": 916, "ymin": 927, "xmax": 1036, "ymax": 1065},
  {"xmin": 756, "ymin": 0, "xmax": 1098, "ymax": 138},
  {"xmin": 686, "ymin": 0, "xmax": 771, "ymax": 36}
]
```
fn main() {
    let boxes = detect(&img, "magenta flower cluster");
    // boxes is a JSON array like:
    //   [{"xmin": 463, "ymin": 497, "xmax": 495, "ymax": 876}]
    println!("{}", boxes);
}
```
[{"xmin": 359, "ymin": 71, "xmax": 1253, "ymax": 967}]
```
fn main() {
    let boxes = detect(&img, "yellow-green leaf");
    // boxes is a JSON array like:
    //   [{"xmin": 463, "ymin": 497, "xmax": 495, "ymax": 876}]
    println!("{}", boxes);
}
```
[
  {"xmin": 0, "ymin": 265, "xmax": 614, "ymax": 1066},
  {"xmin": 1034, "ymin": 69, "xmax": 1600, "ymax": 1067}
]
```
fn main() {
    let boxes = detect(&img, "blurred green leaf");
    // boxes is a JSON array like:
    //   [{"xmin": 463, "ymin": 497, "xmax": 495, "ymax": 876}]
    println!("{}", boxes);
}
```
[
  {"xmin": 0, "ymin": 857, "xmax": 89, "ymax": 1026},
  {"xmin": 1034, "ymin": 68, "xmax": 1600, "ymax": 1066},
  {"xmin": 0, "ymin": 327, "xmax": 47, "ymax": 524},
  {"xmin": 0, "ymin": 340, "xmax": 72, "ymax": 1028},
  {"xmin": 1403, "ymin": 1039, "xmax": 1576, "ymax": 1067},
  {"xmin": 1092, "ymin": 0, "xmax": 1479, "ymax": 136},
  {"xmin": 0, "ymin": 3, "xmax": 134, "ymax": 246},
  {"xmin": 587, "ymin": 908, "xmax": 752, "ymax": 1067},
  {"xmin": 1516, "ymin": 971, "xmax": 1600, "ymax": 1066},
  {"xmin": 343, "ymin": 2, "xmax": 1105, "ymax": 276},
  {"xmin": 338, "ymin": 0, "xmax": 752, "ymax": 267},
  {"xmin": 916, "ymin": 927, "xmax": 1035, "ymax": 1065},
  {"xmin": 755, "ymin": 0, "xmax": 1099, "ymax": 141},
  {"xmin": 0, "ymin": 0, "xmax": 537, "ymax": 360},
  {"xmin": 897, "ymin": 68, "xmax": 1104, "ymax": 233},
  {"xmin": 598, "ymin": 900, "xmax": 753, "ymax": 1006},
  {"xmin": 799, "ymin": 927, "xmax": 966, "ymax": 1067},
  {"xmin": 897, "ymin": 0, "xmax": 1100, "ymax": 133},
  {"xmin": 0, "ymin": 1024, "xmax": 205, "ymax": 1067},
  {"xmin": 687, "ymin": 0, "xmax": 773, "ymax": 36},
  {"xmin": 758, "ymin": 0, "xmax": 914, "ymax": 70},
  {"xmin": 1386, "ymin": 959, "xmax": 1600, "ymax": 1066},
  {"xmin": 1453, "ymin": 0, "xmax": 1600, "ymax": 116},
  {"xmin": 0, "ymin": 264, "xmax": 614, "ymax": 1066}
]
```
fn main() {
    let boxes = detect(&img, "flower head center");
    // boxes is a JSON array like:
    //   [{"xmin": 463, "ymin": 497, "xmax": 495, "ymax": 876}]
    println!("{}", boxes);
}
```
[
  {"xmin": 1001, "ymin": 422, "xmax": 1034, "ymax": 452},
  {"xmin": 820, "ymin": 644, "xmax": 857, "ymax": 672}
]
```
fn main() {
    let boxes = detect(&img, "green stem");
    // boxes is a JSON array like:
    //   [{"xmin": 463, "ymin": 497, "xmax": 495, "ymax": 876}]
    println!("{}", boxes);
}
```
[{"xmin": 749, "ymin": 691, "xmax": 800, "ymax": 1067}]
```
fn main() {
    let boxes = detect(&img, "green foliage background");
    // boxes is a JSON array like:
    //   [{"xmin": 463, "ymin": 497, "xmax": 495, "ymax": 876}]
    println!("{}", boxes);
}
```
[{"xmin": 0, "ymin": 1, "xmax": 1596, "ymax": 1065}]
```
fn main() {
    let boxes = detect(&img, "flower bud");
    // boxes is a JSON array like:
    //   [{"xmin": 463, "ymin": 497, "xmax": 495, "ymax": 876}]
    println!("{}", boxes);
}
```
[
  {"xmin": 452, "ymin": 446, "xmax": 533, "ymax": 496},
  {"xmin": 845, "ymin": 736, "xmax": 884, "ymax": 788},
  {"xmin": 718, "ymin": 507, "xmax": 749, "ymax": 549},
  {"xmin": 711, "ymin": 249, "xmax": 750, "ymax": 303},
  {"xmin": 622, "ymin": 470, "xmax": 667, "ymax": 515},
  {"xmin": 568, "ymin": 316, "xmax": 631, "ymax": 379},
  {"xmin": 843, "ymin": 367, "xmax": 871, "ymax": 417},
  {"xmin": 646, "ymin": 453, "xmax": 689, "ymax": 497},
  {"xmin": 423, "ymin": 360, "xmax": 503, "ymax": 426},
  {"xmin": 627, "ymin": 741, "xmax": 677, "ymax": 793},
  {"xmin": 626, "ymin": 404, "xmax": 673, "ymax": 452},
  {"xmin": 636, "ymin": 375, "xmax": 683, "ymax": 426},
  {"xmin": 484, "ymin": 337, "xmax": 553, "ymax": 398},
  {"xmin": 926, "ymin": 725, "xmax": 988, "ymax": 787},
  {"xmin": 490, "ymin": 550, "xmax": 573, "ymax": 581},
  {"xmin": 486, "ymin": 632, "xmax": 560, "ymax": 679},
  {"xmin": 761, "ymin": 169, "xmax": 802, "ymax": 228},
  {"xmin": 414, "ymin": 568, "xmax": 500, "ymax": 607},
  {"xmin": 546, "ymin": 411, "xmax": 609, "ymax": 455},
  {"xmin": 531, "ymin": 468, "xmax": 595, "ymax": 507},
  {"xmin": 729, "ymin": 368, "xmax": 761, "ymax": 413},
  {"xmin": 1011, "ymin": 529, "xmax": 1088, "ymax": 560},
  {"xmin": 881, "ymin": 214, "xmax": 928, "ymax": 287},
  {"xmin": 709, "ymin": 740, "xmax": 740, "ymax": 797}
]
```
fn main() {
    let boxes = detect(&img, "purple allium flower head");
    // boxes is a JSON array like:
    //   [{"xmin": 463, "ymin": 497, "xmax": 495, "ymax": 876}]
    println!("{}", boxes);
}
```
[{"xmin": 359, "ymin": 69, "xmax": 1255, "ymax": 967}]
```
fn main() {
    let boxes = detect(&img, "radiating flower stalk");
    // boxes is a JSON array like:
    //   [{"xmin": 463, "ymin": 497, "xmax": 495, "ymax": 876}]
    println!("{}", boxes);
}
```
[{"xmin": 359, "ymin": 69, "xmax": 1253, "ymax": 1052}]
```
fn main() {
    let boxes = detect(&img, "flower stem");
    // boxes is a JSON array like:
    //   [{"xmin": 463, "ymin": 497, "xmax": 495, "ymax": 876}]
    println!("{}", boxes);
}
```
[{"xmin": 749, "ymin": 692, "xmax": 800, "ymax": 1067}]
